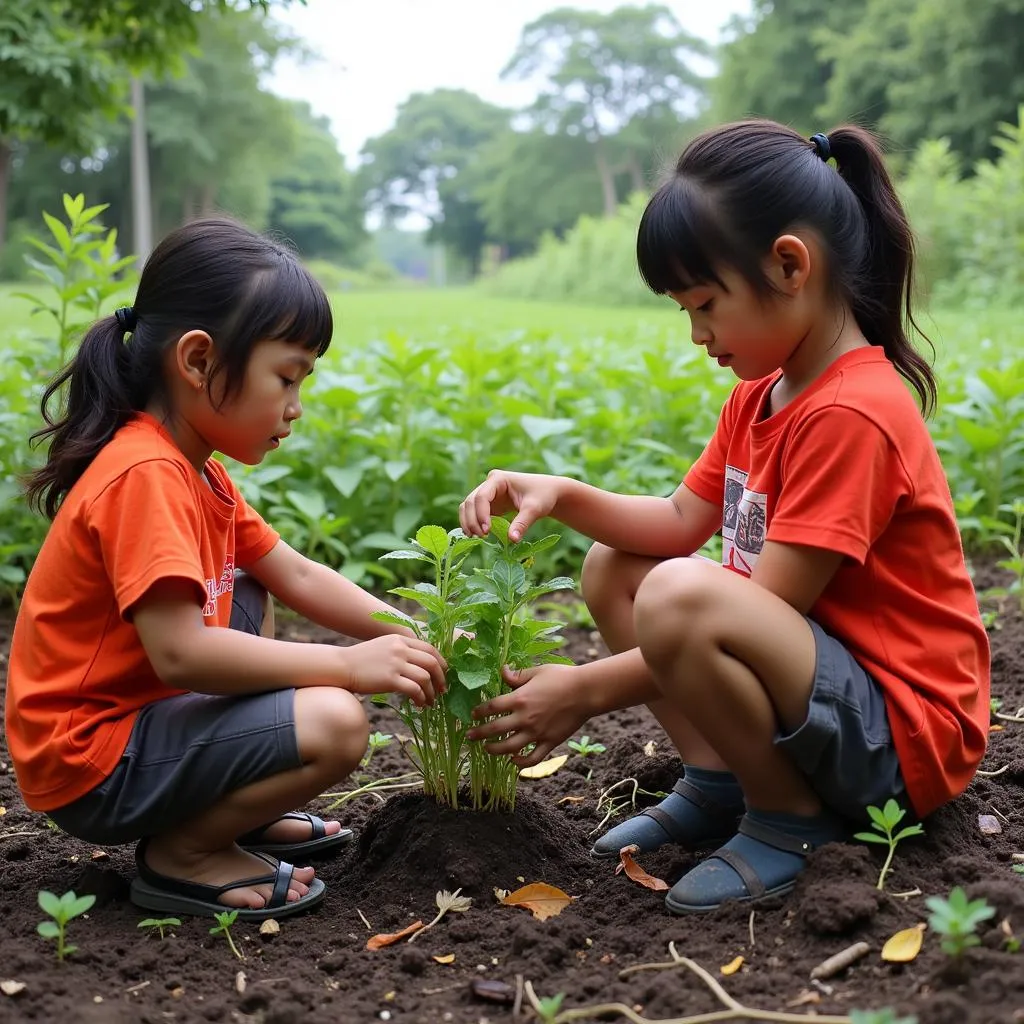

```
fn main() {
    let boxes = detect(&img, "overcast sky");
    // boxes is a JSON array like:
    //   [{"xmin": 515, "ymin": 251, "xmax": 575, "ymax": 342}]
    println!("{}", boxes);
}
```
[{"xmin": 268, "ymin": 0, "xmax": 753, "ymax": 165}]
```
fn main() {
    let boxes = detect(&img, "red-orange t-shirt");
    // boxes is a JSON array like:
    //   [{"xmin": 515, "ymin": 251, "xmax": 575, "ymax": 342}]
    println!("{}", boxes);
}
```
[
  {"xmin": 5, "ymin": 413, "xmax": 279, "ymax": 811},
  {"xmin": 684, "ymin": 347, "xmax": 990, "ymax": 818}
]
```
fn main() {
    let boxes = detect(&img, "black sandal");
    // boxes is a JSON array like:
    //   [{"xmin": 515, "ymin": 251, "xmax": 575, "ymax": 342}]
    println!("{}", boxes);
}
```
[{"xmin": 238, "ymin": 811, "xmax": 354, "ymax": 859}]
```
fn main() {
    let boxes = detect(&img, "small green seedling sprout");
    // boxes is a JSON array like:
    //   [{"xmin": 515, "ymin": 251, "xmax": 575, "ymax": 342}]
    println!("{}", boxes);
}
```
[
  {"xmin": 37, "ymin": 890, "xmax": 96, "ymax": 961},
  {"xmin": 138, "ymin": 916, "xmax": 181, "ymax": 940},
  {"xmin": 567, "ymin": 735, "xmax": 606, "ymax": 757},
  {"xmin": 535, "ymin": 993, "xmax": 565, "ymax": 1022},
  {"xmin": 853, "ymin": 799, "xmax": 924, "ymax": 891},
  {"xmin": 925, "ymin": 886, "xmax": 996, "ymax": 957},
  {"xmin": 850, "ymin": 1010, "xmax": 918, "ymax": 1024},
  {"xmin": 991, "ymin": 697, "xmax": 1003, "ymax": 716},
  {"xmin": 360, "ymin": 731, "xmax": 394, "ymax": 769},
  {"xmin": 1013, "ymin": 864, "xmax": 1024, "ymax": 875},
  {"xmin": 209, "ymin": 910, "xmax": 244, "ymax": 960}
]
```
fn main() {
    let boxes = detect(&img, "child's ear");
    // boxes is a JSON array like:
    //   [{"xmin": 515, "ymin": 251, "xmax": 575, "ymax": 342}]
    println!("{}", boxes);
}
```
[
  {"xmin": 174, "ymin": 330, "xmax": 215, "ymax": 390},
  {"xmin": 766, "ymin": 234, "xmax": 811, "ymax": 294}
]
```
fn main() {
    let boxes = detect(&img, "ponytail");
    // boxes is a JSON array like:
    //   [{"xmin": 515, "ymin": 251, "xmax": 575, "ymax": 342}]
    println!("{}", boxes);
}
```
[
  {"xmin": 26, "ymin": 317, "xmax": 143, "ymax": 519},
  {"xmin": 827, "ymin": 126, "xmax": 938, "ymax": 416}
]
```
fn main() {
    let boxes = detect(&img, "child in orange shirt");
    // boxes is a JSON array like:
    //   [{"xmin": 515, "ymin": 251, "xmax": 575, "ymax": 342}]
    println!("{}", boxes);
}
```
[
  {"xmin": 6, "ymin": 218, "xmax": 447, "ymax": 921},
  {"xmin": 458, "ymin": 122, "xmax": 990, "ymax": 913}
]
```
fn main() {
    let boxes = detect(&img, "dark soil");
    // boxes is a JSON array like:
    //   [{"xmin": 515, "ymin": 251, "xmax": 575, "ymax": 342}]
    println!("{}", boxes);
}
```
[{"xmin": 1, "ymin": 568, "xmax": 1023, "ymax": 1024}]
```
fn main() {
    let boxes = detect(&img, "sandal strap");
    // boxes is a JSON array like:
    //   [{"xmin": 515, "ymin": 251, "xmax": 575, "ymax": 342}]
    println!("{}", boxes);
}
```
[
  {"xmin": 238, "ymin": 811, "xmax": 326, "ymax": 845},
  {"xmin": 738, "ymin": 816, "xmax": 815, "ymax": 856},
  {"xmin": 671, "ymin": 777, "xmax": 730, "ymax": 813},
  {"xmin": 714, "ymin": 848, "xmax": 766, "ymax": 898},
  {"xmin": 269, "ymin": 860, "xmax": 295, "ymax": 908},
  {"xmin": 640, "ymin": 778, "xmax": 738, "ymax": 842}
]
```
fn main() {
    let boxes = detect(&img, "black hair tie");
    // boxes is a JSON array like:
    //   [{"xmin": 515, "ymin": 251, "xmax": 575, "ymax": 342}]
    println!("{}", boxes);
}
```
[
  {"xmin": 810, "ymin": 133, "xmax": 832, "ymax": 163},
  {"xmin": 114, "ymin": 306, "xmax": 137, "ymax": 332}
]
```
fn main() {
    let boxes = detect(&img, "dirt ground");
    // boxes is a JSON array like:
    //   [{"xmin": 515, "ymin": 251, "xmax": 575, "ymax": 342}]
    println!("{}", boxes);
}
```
[{"xmin": 1, "ymin": 565, "xmax": 1022, "ymax": 1024}]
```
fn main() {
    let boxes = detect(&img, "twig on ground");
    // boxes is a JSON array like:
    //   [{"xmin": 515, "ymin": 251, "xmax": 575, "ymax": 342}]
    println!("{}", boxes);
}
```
[
  {"xmin": 748, "ymin": 910, "xmax": 756, "ymax": 948},
  {"xmin": 976, "ymin": 764, "xmax": 1009, "ymax": 777},
  {"xmin": 809, "ymin": 942, "xmax": 871, "ymax": 980},
  {"xmin": 356, "ymin": 908, "xmax": 372, "ymax": 931},
  {"xmin": 124, "ymin": 981, "xmax": 150, "ymax": 994},
  {"xmin": 530, "ymin": 944, "xmax": 857, "ymax": 1022},
  {"xmin": 514, "ymin": 973, "xmax": 524, "ymax": 1017},
  {"xmin": 0, "ymin": 830, "xmax": 39, "ymax": 840},
  {"xmin": 988, "ymin": 803, "xmax": 1011, "ymax": 824},
  {"xmin": 995, "ymin": 710, "xmax": 1024, "ymax": 723},
  {"xmin": 322, "ymin": 773, "xmax": 421, "ymax": 811},
  {"xmin": 891, "ymin": 887, "xmax": 922, "ymax": 899}
]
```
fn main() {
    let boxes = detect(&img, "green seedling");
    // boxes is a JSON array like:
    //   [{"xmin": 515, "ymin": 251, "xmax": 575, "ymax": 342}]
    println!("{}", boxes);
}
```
[
  {"xmin": 37, "ymin": 890, "xmax": 96, "ymax": 961},
  {"xmin": 138, "ymin": 916, "xmax": 181, "ymax": 940},
  {"xmin": 372, "ymin": 520, "xmax": 574, "ymax": 812},
  {"xmin": 925, "ymin": 886, "xmax": 996, "ymax": 957},
  {"xmin": 568, "ymin": 735, "xmax": 606, "ymax": 757},
  {"xmin": 209, "ymin": 910, "xmax": 244, "ymax": 960},
  {"xmin": 994, "ymin": 499, "xmax": 1024, "ymax": 612},
  {"xmin": 991, "ymin": 696, "xmax": 1003, "ymax": 715},
  {"xmin": 360, "ymin": 730, "xmax": 394, "ymax": 769},
  {"xmin": 535, "ymin": 993, "xmax": 566, "ymax": 1022},
  {"xmin": 854, "ymin": 799, "xmax": 925, "ymax": 891},
  {"xmin": 850, "ymin": 1010, "xmax": 918, "ymax": 1024}
]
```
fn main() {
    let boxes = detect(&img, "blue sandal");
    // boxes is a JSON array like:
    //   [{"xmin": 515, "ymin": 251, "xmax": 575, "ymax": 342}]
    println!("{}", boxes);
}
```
[
  {"xmin": 238, "ymin": 812, "xmax": 353, "ymax": 859},
  {"xmin": 591, "ymin": 778, "xmax": 742, "ymax": 859},
  {"xmin": 130, "ymin": 838, "xmax": 325, "ymax": 921}
]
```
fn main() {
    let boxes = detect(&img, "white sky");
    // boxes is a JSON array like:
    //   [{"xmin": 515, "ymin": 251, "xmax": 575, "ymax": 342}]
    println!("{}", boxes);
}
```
[{"xmin": 268, "ymin": 0, "xmax": 753, "ymax": 165}]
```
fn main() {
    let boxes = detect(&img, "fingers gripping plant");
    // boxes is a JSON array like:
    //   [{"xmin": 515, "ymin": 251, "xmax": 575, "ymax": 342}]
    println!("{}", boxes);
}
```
[{"xmin": 372, "ymin": 519, "xmax": 574, "ymax": 812}]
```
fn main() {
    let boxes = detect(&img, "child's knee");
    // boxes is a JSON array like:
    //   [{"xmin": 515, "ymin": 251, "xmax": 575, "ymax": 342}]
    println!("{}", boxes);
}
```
[
  {"xmin": 294, "ymin": 688, "xmax": 370, "ymax": 772},
  {"xmin": 581, "ymin": 542, "xmax": 630, "ymax": 608}
]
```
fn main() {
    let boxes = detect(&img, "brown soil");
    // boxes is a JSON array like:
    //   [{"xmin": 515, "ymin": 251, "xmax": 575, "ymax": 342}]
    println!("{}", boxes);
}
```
[{"xmin": 1, "ymin": 570, "xmax": 1022, "ymax": 1024}]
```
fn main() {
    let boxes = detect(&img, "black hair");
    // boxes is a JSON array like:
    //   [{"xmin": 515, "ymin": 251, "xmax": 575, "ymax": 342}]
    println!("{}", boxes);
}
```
[
  {"xmin": 636, "ymin": 120, "xmax": 937, "ymax": 414},
  {"xmin": 26, "ymin": 217, "xmax": 333, "ymax": 519}
]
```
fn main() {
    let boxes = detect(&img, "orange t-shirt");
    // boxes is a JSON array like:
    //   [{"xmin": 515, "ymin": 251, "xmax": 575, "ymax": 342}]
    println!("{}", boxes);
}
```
[
  {"xmin": 684, "ymin": 347, "xmax": 990, "ymax": 819},
  {"xmin": 5, "ymin": 413, "xmax": 279, "ymax": 811}
]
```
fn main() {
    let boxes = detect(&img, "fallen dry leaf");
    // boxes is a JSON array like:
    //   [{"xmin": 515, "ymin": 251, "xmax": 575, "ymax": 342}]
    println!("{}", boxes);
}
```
[
  {"xmin": 786, "ymin": 989, "xmax": 821, "ymax": 1008},
  {"xmin": 519, "ymin": 755, "xmax": 568, "ymax": 779},
  {"xmin": 979, "ymin": 814, "xmax": 1002, "ymax": 835},
  {"xmin": 0, "ymin": 980, "xmax": 25, "ymax": 997},
  {"xmin": 90, "ymin": 850, "xmax": 108, "ymax": 861},
  {"xmin": 0, "ymin": 807, "xmax": 6, "ymax": 816},
  {"xmin": 557, "ymin": 796, "xmax": 586, "ymax": 805},
  {"xmin": 990, "ymin": 724, "xmax": 1004, "ymax": 732},
  {"xmin": 367, "ymin": 921, "xmax": 425, "ymax": 949},
  {"xmin": 642, "ymin": 740, "xmax": 657, "ymax": 756},
  {"xmin": 614, "ymin": 844, "xmax": 669, "ymax": 892},
  {"xmin": 720, "ymin": 956, "xmax": 744, "ymax": 976},
  {"xmin": 259, "ymin": 919, "xmax": 280, "ymax": 936},
  {"xmin": 499, "ymin": 882, "xmax": 573, "ymax": 921},
  {"xmin": 881, "ymin": 923, "xmax": 926, "ymax": 963},
  {"xmin": 433, "ymin": 953, "xmax": 455, "ymax": 964}
]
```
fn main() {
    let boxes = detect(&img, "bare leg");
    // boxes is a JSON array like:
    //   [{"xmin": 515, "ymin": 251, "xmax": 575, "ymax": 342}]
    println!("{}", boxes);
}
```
[
  {"xmin": 143, "ymin": 687, "xmax": 369, "ymax": 909},
  {"xmin": 581, "ymin": 543, "xmax": 726, "ymax": 769}
]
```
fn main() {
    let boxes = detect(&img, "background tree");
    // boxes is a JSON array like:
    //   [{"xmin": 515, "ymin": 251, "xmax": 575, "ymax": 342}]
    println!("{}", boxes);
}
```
[{"xmin": 502, "ymin": 4, "xmax": 707, "ymax": 216}]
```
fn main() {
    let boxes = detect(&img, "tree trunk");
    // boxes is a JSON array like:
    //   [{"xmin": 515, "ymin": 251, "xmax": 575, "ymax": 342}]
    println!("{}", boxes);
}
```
[
  {"xmin": 130, "ymin": 77, "xmax": 153, "ymax": 268},
  {"xmin": 0, "ymin": 139, "xmax": 12, "ymax": 262},
  {"xmin": 627, "ymin": 151, "xmax": 646, "ymax": 195},
  {"xmin": 593, "ymin": 139, "xmax": 618, "ymax": 217}
]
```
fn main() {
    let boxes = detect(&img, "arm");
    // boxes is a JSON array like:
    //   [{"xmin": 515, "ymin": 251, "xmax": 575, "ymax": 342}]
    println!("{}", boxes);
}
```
[
  {"xmin": 461, "ymin": 471, "xmax": 722, "ymax": 559},
  {"xmin": 245, "ymin": 539, "xmax": 418, "ymax": 640},
  {"xmin": 132, "ymin": 579, "xmax": 445, "ymax": 704}
]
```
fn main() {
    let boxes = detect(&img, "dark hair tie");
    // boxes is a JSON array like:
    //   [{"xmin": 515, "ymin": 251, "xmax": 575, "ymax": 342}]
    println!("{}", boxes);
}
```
[
  {"xmin": 809, "ymin": 133, "xmax": 832, "ymax": 163},
  {"xmin": 114, "ymin": 306, "xmax": 137, "ymax": 332}
]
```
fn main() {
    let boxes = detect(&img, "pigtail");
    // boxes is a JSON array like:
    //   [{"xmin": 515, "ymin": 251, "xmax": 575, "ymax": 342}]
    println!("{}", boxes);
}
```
[
  {"xmin": 26, "ymin": 317, "xmax": 137, "ymax": 519},
  {"xmin": 827, "ymin": 126, "xmax": 938, "ymax": 416}
]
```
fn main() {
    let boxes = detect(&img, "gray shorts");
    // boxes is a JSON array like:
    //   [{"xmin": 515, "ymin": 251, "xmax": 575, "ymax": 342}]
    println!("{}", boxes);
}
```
[
  {"xmin": 49, "ymin": 574, "xmax": 303, "ymax": 846},
  {"xmin": 777, "ymin": 618, "xmax": 908, "ymax": 824}
]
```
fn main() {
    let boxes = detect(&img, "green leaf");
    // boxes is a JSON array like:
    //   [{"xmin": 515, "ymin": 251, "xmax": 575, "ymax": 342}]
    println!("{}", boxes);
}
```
[
  {"xmin": 488, "ymin": 517, "xmax": 511, "ymax": 545},
  {"xmin": 285, "ymin": 489, "xmax": 327, "ymax": 522},
  {"xmin": 853, "ymin": 832, "xmax": 889, "ymax": 845},
  {"xmin": 520, "ymin": 415, "xmax": 575, "ymax": 442},
  {"xmin": 42, "ymin": 211, "xmax": 73, "ymax": 254},
  {"xmin": 866, "ymin": 804, "xmax": 888, "ymax": 829},
  {"xmin": 379, "ymin": 549, "xmax": 433, "ymax": 563},
  {"xmin": 881, "ymin": 799, "xmax": 904, "ymax": 826},
  {"xmin": 324, "ymin": 465, "xmax": 364, "ymax": 497},
  {"xmin": 383, "ymin": 459, "xmax": 412, "ymax": 481},
  {"xmin": 38, "ymin": 891, "xmax": 62, "ymax": 917},
  {"xmin": 388, "ymin": 587, "xmax": 445, "ymax": 615},
  {"xmin": 893, "ymin": 825, "xmax": 925, "ymax": 842},
  {"xmin": 445, "ymin": 680, "xmax": 479, "ymax": 724},
  {"xmin": 370, "ymin": 610, "xmax": 421, "ymax": 634},
  {"xmin": 415, "ymin": 525, "xmax": 450, "ymax": 559},
  {"xmin": 456, "ymin": 664, "xmax": 493, "ymax": 690},
  {"xmin": 67, "ymin": 894, "xmax": 96, "ymax": 917},
  {"xmin": 37, "ymin": 921, "xmax": 61, "ymax": 938}
]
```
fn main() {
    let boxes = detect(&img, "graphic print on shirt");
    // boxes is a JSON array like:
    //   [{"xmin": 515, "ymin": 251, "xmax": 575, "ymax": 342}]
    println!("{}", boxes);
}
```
[
  {"xmin": 203, "ymin": 555, "xmax": 235, "ymax": 617},
  {"xmin": 721, "ymin": 466, "xmax": 767, "ymax": 576}
]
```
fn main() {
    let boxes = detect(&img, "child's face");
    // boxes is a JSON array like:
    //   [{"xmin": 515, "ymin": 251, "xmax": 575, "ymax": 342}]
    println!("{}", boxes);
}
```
[{"xmin": 207, "ymin": 339, "xmax": 315, "ymax": 465}]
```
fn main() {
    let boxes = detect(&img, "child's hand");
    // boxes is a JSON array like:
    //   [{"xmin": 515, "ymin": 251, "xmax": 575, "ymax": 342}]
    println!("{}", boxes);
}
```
[
  {"xmin": 460, "ymin": 470, "xmax": 562, "ymax": 543},
  {"xmin": 343, "ymin": 636, "xmax": 447, "ymax": 707},
  {"xmin": 465, "ymin": 663, "xmax": 589, "ymax": 767}
]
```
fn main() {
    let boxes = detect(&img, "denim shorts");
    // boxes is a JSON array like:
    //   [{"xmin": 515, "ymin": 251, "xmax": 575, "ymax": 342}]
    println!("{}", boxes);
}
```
[
  {"xmin": 777, "ymin": 618, "xmax": 908, "ymax": 824},
  {"xmin": 49, "ymin": 574, "xmax": 302, "ymax": 845}
]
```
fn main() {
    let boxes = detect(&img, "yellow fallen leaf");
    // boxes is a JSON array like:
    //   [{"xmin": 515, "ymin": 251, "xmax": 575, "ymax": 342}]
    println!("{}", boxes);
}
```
[
  {"xmin": 433, "ymin": 953, "xmax": 455, "ymax": 964},
  {"xmin": 615, "ymin": 845, "xmax": 669, "ymax": 891},
  {"xmin": 366, "ymin": 920, "xmax": 425, "ymax": 950},
  {"xmin": 881, "ymin": 923, "xmax": 926, "ymax": 962},
  {"xmin": 0, "ymin": 807, "xmax": 6, "ymax": 816},
  {"xmin": 499, "ymin": 882, "xmax": 574, "ymax": 921},
  {"xmin": 720, "ymin": 956, "xmax": 744, "ymax": 976},
  {"xmin": 519, "ymin": 755, "xmax": 568, "ymax": 779}
]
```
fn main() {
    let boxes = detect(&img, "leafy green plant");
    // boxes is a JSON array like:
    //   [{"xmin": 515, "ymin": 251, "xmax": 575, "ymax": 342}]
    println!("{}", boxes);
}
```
[
  {"xmin": 15, "ymin": 193, "xmax": 136, "ymax": 365},
  {"xmin": 360, "ymin": 730, "xmax": 394, "ymax": 770},
  {"xmin": 568, "ymin": 735, "xmax": 606, "ymax": 757},
  {"xmin": 853, "ymin": 799, "xmax": 925, "ymax": 891},
  {"xmin": 534, "ymin": 993, "xmax": 566, "ymax": 1023},
  {"xmin": 138, "ymin": 916, "xmax": 181, "ymax": 940},
  {"xmin": 849, "ymin": 1010, "xmax": 918, "ymax": 1024},
  {"xmin": 994, "ymin": 499, "xmax": 1024, "ymax": 612},
  {"xmin": 209, "ymin": 909, "xmax": 244, "ymax": 960},
  {"xmin": 371, "ymin": 519, "xmax": 574, "ymax": 812},
  {"xmin": 925, "ymin": 886, "xmax": 996, "ymax": 957},
  {"xmin": 37, "ymin": 889, "xmax": 95, "ymax": 961}
]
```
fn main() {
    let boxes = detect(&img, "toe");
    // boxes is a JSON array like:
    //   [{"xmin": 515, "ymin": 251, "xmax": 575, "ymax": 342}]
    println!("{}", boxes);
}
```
[{"xmin": 323, "ymin": 819, "xmax": 343, "ymax": 837}]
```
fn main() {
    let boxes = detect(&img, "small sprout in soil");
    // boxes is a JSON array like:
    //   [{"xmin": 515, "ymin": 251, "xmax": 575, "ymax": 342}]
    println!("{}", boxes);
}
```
[
  {"xmin": 37, "ymin": 889, "xmax": 96, "ymax": 961},
  {"xmin": 990, "ymin": 697, "xmax": 1003, "ymax": 716},
  {"xmin": 849, "ymin": 1010, "xmax": 918, "ymax": 1024},
  {"xmin": 1000, "ymin": 917, "xmax": 1021, "ymax": 953},
  {"xmin": 360, "ymin": 731, "xmax": 394, "ymax": 769},
  {"xmin": 568, "ymin": 735, "xmax": 606, "ymax": 757},
  {"xmin": 925, "ymin": 886, "xmax": 996, "ymax": 958},
  {"xmin": 209, "ymin": 910, "xmax": 244, "ymax": 961},
  {"xmin": 138, "ymin": 916, "xmax": 181, "ymax": 940},
  {"xmin": 853, "ymin": 799, "xmax": 924, "ymax": 891},
  {"xmin": 1014, "ymin": 864, "xmax": 1024, "ymax": 875},
  {"xmin": 534, "ymin": 992, "xmax": 565, "ymax": 1022}
]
